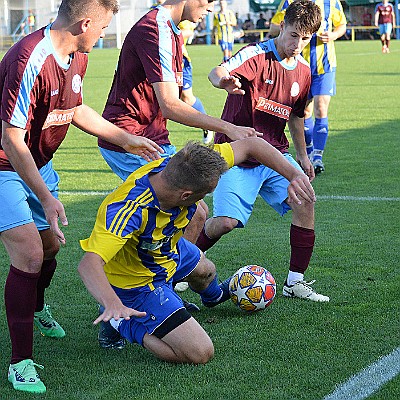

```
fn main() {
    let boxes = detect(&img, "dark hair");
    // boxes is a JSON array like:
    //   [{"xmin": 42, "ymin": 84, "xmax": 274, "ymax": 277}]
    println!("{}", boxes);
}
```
[
  {"xmin": 284, "ymin": 0, "xmax": 322, "ymax": 35},
  {"xmin": 163, "ymin": 142, "xmax": 229, "ymax": 194},
  {"xmin": 58, "ymin": 0, "xmax": 119, "ymax": 23}
]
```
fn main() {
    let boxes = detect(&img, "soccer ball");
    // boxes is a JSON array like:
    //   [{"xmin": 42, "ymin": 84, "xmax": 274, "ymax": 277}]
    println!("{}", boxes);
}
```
[{"xmin": 229, "ymin": 265, "xmax": 276, "ymax": 312}]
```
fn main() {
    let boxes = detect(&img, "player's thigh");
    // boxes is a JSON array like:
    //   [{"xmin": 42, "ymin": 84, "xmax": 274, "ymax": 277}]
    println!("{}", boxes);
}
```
[
  {"xmin": 162, "ymin": 316, "xmax": 214, "ymax": 364},
  {"xmin": 259, "ymin": 155, "xmax": 302, "ymax": 216},
  {"xmin": 213, "ymin": 166, "xmax": 263, "ymax": 227},
  {"xmin": 0, "ymin": 223, "xmax": 44, "ymax": 271}
]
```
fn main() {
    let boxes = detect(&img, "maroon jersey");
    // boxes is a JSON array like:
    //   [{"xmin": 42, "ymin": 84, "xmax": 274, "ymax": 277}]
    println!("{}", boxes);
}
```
[
  {"xmin": 0, "ymin": 25, "xmax": 87, "ymax": 171},
  {"xmin": 375, "ymin": 3, "xmax": 394, "ymax": 24},
  {"xmin": 99, "ymin": 7, "xmax": 183, "ymax": 153},
  {"xmin": 215, "ymin": 39, "xmax": 311, "ymax": 168}
]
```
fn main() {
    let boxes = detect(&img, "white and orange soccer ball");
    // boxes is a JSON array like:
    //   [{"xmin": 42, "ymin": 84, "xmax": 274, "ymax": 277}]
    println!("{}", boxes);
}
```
[{"xmin": 229, "ymin": 265, "xmax": 276, "ymax": 312}]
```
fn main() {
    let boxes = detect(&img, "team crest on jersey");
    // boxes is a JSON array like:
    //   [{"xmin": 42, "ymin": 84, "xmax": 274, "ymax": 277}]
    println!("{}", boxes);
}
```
[
  {"xmin": 72, "ymin": 74, "xmax": 82, "ymax": 94},
  {"xmin": 290, "ymin": 82, "xmax": 300, "ymax": 97},
  {"xmin": 255, "ymin": 97, "xmax": 291, "ymax": 120}
]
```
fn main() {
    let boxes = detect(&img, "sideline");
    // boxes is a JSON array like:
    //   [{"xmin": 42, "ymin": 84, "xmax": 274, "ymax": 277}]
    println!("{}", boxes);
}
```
[{"xmin": 323, "ymin": 347, "xmax": 400, "ymax": 400}]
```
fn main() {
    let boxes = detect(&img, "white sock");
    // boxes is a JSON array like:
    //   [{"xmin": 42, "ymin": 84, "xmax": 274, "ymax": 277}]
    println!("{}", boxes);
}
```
[{"xmin": 287, "ymin": 271, "xmax": 304, "ymax": 286}]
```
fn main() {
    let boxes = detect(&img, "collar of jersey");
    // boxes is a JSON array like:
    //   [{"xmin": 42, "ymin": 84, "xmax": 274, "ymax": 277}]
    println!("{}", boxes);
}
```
[
  {"xmin": 157, "ymin": 5, "xmax": 180, "ymax": 35},
  {"xmin": 268, "ymin": 38, "xmax": 298, "ymax": 71},
  {"xmin": 44, "ymin": 23, "xmax": 72, "ymax": 70}
]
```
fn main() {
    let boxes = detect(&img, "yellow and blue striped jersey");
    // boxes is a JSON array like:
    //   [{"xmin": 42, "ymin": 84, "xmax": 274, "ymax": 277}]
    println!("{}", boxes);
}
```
[
  {"xmin": 80, "ymin": 143, "xmax": 234, "ymax": 290},
  {"xmin": 271, "ymin": 0, "xmax": 346, "ymax": 75},
  {"xmin": 214, "ymin": 10, "xmax": 237, "ymax": 43}
]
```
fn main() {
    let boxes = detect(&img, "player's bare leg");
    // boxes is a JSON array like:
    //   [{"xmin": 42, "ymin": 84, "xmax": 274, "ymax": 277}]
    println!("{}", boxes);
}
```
[{"xmin": 143, "ymin": 317, "xmax": 214, "ymax": 364}]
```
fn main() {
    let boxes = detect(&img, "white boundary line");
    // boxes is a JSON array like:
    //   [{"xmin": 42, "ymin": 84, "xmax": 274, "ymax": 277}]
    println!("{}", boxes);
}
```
[
  {"xmin": 61, "ymin": 191, "xmax": 400, "ymax": 202},
  {"xmin": 323, "ymin": 347, "xmax": 400, "ymax": 400}
]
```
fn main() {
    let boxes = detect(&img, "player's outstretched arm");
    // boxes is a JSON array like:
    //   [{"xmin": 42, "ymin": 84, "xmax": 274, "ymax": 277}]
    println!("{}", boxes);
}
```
[
  {"xmin": 78, "ymin": 252, "xmax": 146, "ymax": 324},
  {"xmin": 230, "ymin": 137, "xmax": 316, "ymax": 204},
  {"xmin": 1, "ymin": 122, "xmax": 68, "ymax": 243},
  {"xmin": 72, "ymin": 104, "xmax": 163, "ymax": 161},
  {"xmin": 152, "ymin": 81, "xmax": 261, "ymax": 141},
  {"xmin": 208, "ymin": 66, "xmax": 245, "ymax": 95}
]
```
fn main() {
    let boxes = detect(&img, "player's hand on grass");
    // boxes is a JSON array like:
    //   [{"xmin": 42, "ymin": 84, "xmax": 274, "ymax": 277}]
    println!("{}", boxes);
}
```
[
  {"xmin": 42, "ymin": 196, "xmax": 68, "ymax": 245},
  {"xmin": 219, "ymin": 75, "xmax": 246, "ymax": 95},
  {"xmin": 287, "ymin": 174, "xmax": 316, "ymax": 205},
  {"xmin": 122, "ymin": 136, "xmax": 164, "ymax": 162},
  {"xmin": 94, "ymin": 302, "xmax": 146, "ymax": 325}
]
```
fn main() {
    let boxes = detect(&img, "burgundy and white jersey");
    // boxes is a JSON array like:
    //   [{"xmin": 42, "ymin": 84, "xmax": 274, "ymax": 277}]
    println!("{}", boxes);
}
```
[
  {"xmin": 99, "ymin": 6, "xmax": 183, "ymax": 152},
  {"xmin": 0, "ymin": 25, "xmax": 87, "ymax": 171},
  {"xmin": 375, "ymin": 3, "xmax": 394, "ymax": 25},
  {"xmin": 215, "ymin": 39, "xmax": 311, "ymax": 168}
]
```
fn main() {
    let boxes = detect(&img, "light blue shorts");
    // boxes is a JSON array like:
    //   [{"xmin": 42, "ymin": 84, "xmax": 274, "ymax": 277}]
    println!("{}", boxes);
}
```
[
  {"xmin": 309, "ymin": 71, "xmax": 336, "ymax": 98},
  {"xmin": 0, "ymin": 161, "xmax": 59, "ymax": 232},
  {"xmin": 182, "ymin": 56, "xmax": 193, "ymax": 90},
  {"xmin": 113, "ymin": 238, "xmax": 201, "ymax": 345},
  {"xmin": 379, "ymin": 23, "xmax": 392, "ymax": 35},
  {"xmin": 99, "ymin": 144, "xmax": 176, "ymax": 181},
  {"xmin": 213, "ymin": 153, "xmax": 302, "ymax": 227}
]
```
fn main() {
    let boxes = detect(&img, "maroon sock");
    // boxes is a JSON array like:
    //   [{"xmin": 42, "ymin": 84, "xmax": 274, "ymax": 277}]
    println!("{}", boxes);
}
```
[
  {"xmin": 36, "ymin": 259, "xmax": 57, "ymax": 312},
  {"xmin": 289, "ymin": 224, "xmax": 315, "ymax": 274},
  {"xmin": 195, "ymin": 225, "xmax": 220, "ymax": 252},
  {"xmin": 5, "ymin": 265, "xmax": 40, "ymax": 364}
]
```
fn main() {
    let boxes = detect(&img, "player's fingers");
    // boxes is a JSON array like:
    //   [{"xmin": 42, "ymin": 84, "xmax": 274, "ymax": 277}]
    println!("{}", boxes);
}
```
[{"xmin": 50, "ymin": 219, "xmax": 66, "ymax": 245}]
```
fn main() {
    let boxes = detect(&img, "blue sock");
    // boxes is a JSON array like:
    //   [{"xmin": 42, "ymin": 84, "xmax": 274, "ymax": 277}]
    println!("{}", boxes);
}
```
[
  {"xmin": 313, "ymin": 117, "xmax": 328, "ymax": 161},
  {"xmin": 304, "ymin": 117, "xmax": 314, "ymax": 157},
  {"xmin": 192, "ymin": 97, "xmax": 206, "ymax": 114},
  {"xmin": 197, "ymin": 276, "xmax": 223, "ymax": 303}
]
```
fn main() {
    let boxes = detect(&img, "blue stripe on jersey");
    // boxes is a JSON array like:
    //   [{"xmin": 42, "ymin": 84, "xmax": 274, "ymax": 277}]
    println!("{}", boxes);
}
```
[
  {"xmin": 9, "ymin": 25, "xmax": 70, "ymax": 129},
  {"xmin": 156, "ymin": 7, "xmax": 180, "ymax": 82},
  {"xmin": 9, "ymin": 39, "xmax": 52, "ymax": 128},
  {"xmin": 223, "ymin": 41, "xmax": 270, "ymax": 72},
  {"xmin": 109, "ymin": 189, "xmax": 154, "ymax": 236},
  {"xmin": 223, "ymin": 40, "xmax": 298, "ymax": 72}
]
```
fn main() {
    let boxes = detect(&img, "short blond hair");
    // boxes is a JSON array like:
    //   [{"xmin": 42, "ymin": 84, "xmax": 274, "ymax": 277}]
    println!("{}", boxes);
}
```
[{"xmin": 58, "ymin": 0, "xmax": 119, "ymax": 24}]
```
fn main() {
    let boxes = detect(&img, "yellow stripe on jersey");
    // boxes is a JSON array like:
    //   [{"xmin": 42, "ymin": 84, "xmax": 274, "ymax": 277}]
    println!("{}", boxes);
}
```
[{"xmin": 111, "ymin": 191, "xmax": 154, "ymax": 237}]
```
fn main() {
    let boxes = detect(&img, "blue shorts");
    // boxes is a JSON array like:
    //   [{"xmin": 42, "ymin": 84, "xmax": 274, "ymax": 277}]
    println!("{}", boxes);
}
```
[
  {"xmin": 219, "ymin": 40, "xmax": 233, "ymax": 51},
  {"xmin": 99, "ymin": 144, "xmax": 176, "ymax": 181},
  {"xmin": 182, "ymin": 56, "xmax": 193, "ymax": 91},
  {"xmin": 379, "ymin": 23, "xmax": 392, "ymax": 35},
  {"xmin": 112, "ymin": 238, "xmax": 201, "ymax": 346},
  {"xmin": 309, "ymin": 71, "xmax": 336, "ymax": 98},
  {"xmin": 212, "ymin": 153, "xmax": 302, "ymax": 226},
  {"xmin": 0, "ymin": 161, "xmax": 59, "ymax": 232}
]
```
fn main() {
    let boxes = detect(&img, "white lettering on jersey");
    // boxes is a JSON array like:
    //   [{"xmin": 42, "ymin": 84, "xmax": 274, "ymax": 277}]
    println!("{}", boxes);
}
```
[
  {"xmin": 42, "ymin": 107, "xmax": 76, "ymax": 129},
  {"xmin": 255, "ymin": 97, "xmax": 291, "ymax": 120}
]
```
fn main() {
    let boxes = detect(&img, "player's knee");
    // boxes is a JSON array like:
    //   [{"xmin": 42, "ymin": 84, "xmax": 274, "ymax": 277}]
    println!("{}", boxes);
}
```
[
  {"xmin": 194, "ymin": 255, "xmax": 217, "ymax": 282},
  {"xmin": 43, "ymin": 241, "xmax": 60, "ymax": 260},
  {"xmin": 195, "ymin": 201, "xmax": 208, "ymax": 224},
  {"xmin": 20, "ymin": 249, "xmax": 44, "ymax": 273},
  {"xmin": 185, "ymin": 338, "xmax": 214, "ymax": 364},
  {"xmin": 292, "ymin": 201, "xmax": 314, "ymax": 223},
  {"xmin": 218, "ymin": 216, "xmax": 238, "ymax": 234}
]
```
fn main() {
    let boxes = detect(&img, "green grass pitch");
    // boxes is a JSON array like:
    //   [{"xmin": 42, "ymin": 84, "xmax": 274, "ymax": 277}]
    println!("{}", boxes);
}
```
[{"xmin": 0, "ymin": 39, "xmax": 399, "ymax": 399}]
